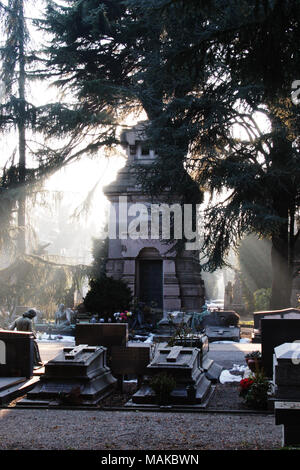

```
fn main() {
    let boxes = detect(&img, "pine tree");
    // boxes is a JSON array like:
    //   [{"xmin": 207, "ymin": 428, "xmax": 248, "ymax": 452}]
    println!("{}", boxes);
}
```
[
  {"xmin": 42, "ymin": 0, "xmax": 300, "ymax": 309},
  {"xmin": 128, "ymin": 0, "xmax": 300, "ymax": 309},
  {"xmin": 0, "ymin": 0, "xmax": 31, "ymax": 254}
]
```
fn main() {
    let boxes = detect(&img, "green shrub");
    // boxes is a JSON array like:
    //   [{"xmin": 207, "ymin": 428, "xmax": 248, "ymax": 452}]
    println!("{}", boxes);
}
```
[
  {"xmin": 253, "ymin": 288, "xmax": 271, "ymax": 311},
  {"xmin": 84, "ymin": 275, "xmax": 132, "ymax": 320},
  {"xmin": 149, "ymin": 373, "xmax": 176, "ymax": 405}
]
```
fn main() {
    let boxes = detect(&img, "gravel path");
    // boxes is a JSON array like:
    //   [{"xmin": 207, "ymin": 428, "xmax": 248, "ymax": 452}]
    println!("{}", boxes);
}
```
[{"xmin": 0, "ymin": 408, "xmax": 282, "ymax": 450}]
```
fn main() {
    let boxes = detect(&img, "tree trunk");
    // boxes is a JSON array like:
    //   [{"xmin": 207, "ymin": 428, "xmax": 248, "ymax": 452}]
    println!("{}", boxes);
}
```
[
  {"xmin": 268, "ymin": 112, "xmax": 295, "ymax": 310},
  {"xmin": 270, "ymin": 232, "xmax": 292, "ymax": 309},
  {"xmin": 17, "ymin": 0, "xmax": 26, "ymax": 255},
  {"xmin": 269, "ymin": 173, "xmax": 294, "ymax": 310}
]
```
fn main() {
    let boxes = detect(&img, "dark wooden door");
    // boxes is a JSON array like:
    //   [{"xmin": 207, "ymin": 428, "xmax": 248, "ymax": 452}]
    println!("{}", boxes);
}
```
[{"xmin": 139, "ymin": 260, "xmax": 163, "ymax": 308}]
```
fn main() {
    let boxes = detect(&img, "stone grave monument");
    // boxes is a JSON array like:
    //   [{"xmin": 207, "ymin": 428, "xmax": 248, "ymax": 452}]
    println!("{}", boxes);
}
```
[
  {"xmin": 0, "ymin": 330, "xmax": 34, "ymax": 378},
  {"xmin": 75, "ymin": 322, "xmax": 151, "ymax": 388},
  {"xmin": 130, "ymin": 345, "xmax": 215, "ymax": 407},
  {"xmin": 261, "ymin": 318, "xmax": 300, "ymax": 377},
  {"xmin": 202, "ymin": 310, "xmax": 240, "ymax": 342},
  {"xmin": 0, "ymin": 330, "xmax": 40, "ymax": 404},
  {"xmin": 153, "ymin": 311, "xmax": 196, "ymax": 342},
  {"xmin": 19, "ymin": 344, "xmax": 117, "ymax": 406},
  {"xmin": 252, "ymin": 308, "xmax": 300, "ymax": 343},
  {"xmin": 273, "ymin": 343, "xmax": 300, "ymax": 446},
  {"xmin": 75, "ymin": 323, "xmax": 128, "ymax": 353},
  {"xmin": 111, "ymin": 342, "xmax": 151, "ymax": 388}
]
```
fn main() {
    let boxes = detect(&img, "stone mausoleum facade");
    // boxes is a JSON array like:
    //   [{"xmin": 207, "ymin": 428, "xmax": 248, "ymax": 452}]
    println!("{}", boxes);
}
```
[{"xmin": 103, "ymin": 122, "xmax": 205, "ymax": 312}]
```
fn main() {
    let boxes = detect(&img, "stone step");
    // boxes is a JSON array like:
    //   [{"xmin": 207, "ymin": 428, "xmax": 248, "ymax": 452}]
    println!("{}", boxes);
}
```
[{"xmin": 0, "ymin": 376, "xmax": 39, "ymax": 404}]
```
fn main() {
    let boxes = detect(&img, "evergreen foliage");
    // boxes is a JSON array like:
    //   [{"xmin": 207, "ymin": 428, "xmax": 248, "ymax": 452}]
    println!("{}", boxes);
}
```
[
  {"xmin": 84, "ymin": 235, "xmax": 132, "ymax": 319},
  {"xmin": 0, "ymin": 254, "xmax": 88, "ymax": 322},
  {"xmin": 128, "ymin": 0, "xmax": 300, "ymax": 308},
  {"xmin": 41, "ymin": 0, "xmax": 300, "ymax": 309},
  {"xmin": 84, "ymin": 275, "xmax": 132, "ymax": 319}
]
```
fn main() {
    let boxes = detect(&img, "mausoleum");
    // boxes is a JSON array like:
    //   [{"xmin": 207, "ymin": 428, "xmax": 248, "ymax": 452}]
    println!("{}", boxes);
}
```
[{"xmin": 103, "ymin": 121, "xmax": 205, "ymax": 312}]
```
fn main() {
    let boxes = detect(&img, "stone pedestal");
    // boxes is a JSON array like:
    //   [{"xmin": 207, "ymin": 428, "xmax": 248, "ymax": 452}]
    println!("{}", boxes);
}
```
[
  {"xmin": 273, "ymin": 343, "xmax": 300, "ymax": 446},
  {"xmin": 131, "ymin": 345, "xmax": 213, "ymax": 406},
  {"xmin": 275, "ymin": 402, "xmax": 300, "ymax": 447},
  {"xmin": 21, "ymin": 345, "xmax": 117, "ymax": 406}
]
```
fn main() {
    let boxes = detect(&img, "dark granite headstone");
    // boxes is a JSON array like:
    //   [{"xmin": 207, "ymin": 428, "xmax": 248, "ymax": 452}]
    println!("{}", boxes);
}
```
[
  {"xmin": 75, "ymin": 323, "xmax": 128, "ymax": 351},
  {"xmin": 111, "ymin": 343, "xmax": 151, "ymax": 376},
  {"xmin": 204, "ymin": 326, "xmax": 240, "ymax": 342},
  {"xmin": 261, "ymin": 319, "xmax": 300, "ymax": 377},
  {"xmin": 202, "ymin": 310, "xmax": 240, "ymax": 327},
  {"xmin": 172, "ymin": 333, "xmax": 209, "ymax": 364},
  {"xmin": 0, "ymin": 330, "xmax": 34, "ymax": 378},
  {"xmin": 254, "ymin": 308, "xmax": 300, "ymax": 330}
]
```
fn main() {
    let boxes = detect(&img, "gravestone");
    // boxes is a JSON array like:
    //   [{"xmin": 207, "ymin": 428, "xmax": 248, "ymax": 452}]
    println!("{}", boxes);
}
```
[
  {"xmin": 273, "ymin": 343, "xmax": 300, "ymax": 399},
  {"xmin": 252, "ymin": 308, "xmax": 300, "ymax": 343},
  {"xmin": 153, "ymin": 311, "xmax": 192, "ymax": 342},
  {"xmin": 21, "ymin": 344, "xmax": 117, "ymax": 406},
  {"xmin": 273, "ymin": 343, "xmax": 300, "ymax": 446},
  {"xmin": 0, "ymin": 330, "xmax": 34, "ymax": 378},
  {"xmin": 171, "ymin": 333, "xmax": 222, "ymax": 382},
  {"xmin": 261, "ymin": 319, "xmax": 300, "ymax": 377},
  {"xmin": 202, "ymin": 310, "xmax": 240, "ymax": 342},
  {"xmin": 110, "ymin": 343, "xmax": 151, "ymax": 377},
  {"xmin": 204, "ymin": 326, "xmax": 240, "ymax": 342},
  {"xmin": 75, "ymin": 323, "xmax": 128, "ymax": 352},
  {"xmin": 131, "ymin": 345, "xmax": 213, "ymax": 406},
  {"xmin": 202, "ymin": 310, "xmax": 240, "ymax": 327}
]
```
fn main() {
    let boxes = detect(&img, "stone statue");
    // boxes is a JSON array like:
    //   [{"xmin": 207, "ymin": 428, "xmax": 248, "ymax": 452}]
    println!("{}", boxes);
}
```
[
  {"xmin": 55, "ymin": 304, "xmax": 67, "ymax": 325},
  {"xmin": 9, "ymin": 308, "xmax": 43, "ymax": 367},
  {"xmin": 224, "ymin": 281, "xmax": 234, "ymax": 308},
  {"xmin": 54, "ymin": 304, "xmax": 76, "ymax": 325}
]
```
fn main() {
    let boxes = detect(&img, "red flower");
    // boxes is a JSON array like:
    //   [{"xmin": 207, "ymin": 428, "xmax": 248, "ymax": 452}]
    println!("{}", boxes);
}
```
[
  {"xmin": 239, "ymin": 378, "xmax": 254, "ymax": 397},
  {"xmin": 240, "ymin": 378, "xmax": 254, "ymax": 388}
]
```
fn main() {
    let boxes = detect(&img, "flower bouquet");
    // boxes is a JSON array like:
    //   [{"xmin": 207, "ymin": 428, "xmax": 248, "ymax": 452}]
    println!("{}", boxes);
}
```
[
  {"xmin": 239, "ymin": 377, "xmax": 255, "ymax": 399},
  {"xmin": 113, "ymin": 311, "xmax": 132, "ymax": 322},
  {"xmin": 239, "ymin": 372, "xmax": 271, "ymax": 409}
]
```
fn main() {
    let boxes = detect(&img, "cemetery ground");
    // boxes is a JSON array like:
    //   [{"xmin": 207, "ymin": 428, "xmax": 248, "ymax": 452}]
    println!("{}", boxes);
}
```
[{"xmin": 0, "ymin": 328, "xmax": 284, "ymax": 451}]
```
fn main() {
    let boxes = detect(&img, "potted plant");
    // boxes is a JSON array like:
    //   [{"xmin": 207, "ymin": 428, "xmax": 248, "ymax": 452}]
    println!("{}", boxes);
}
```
[
  {"xmin": 245, "ymin": 350, "xmax": 262, "ymax": 372},
  {"xmin": 149, "ymin": 372, "xmax": 176, "ymax": 405}
]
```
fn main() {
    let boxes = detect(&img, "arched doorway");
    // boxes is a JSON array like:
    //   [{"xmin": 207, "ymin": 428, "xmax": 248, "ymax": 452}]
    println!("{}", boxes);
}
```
[{"xmin": 136, "ymin": 248, "xmax": 163, "ymax": 308}]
